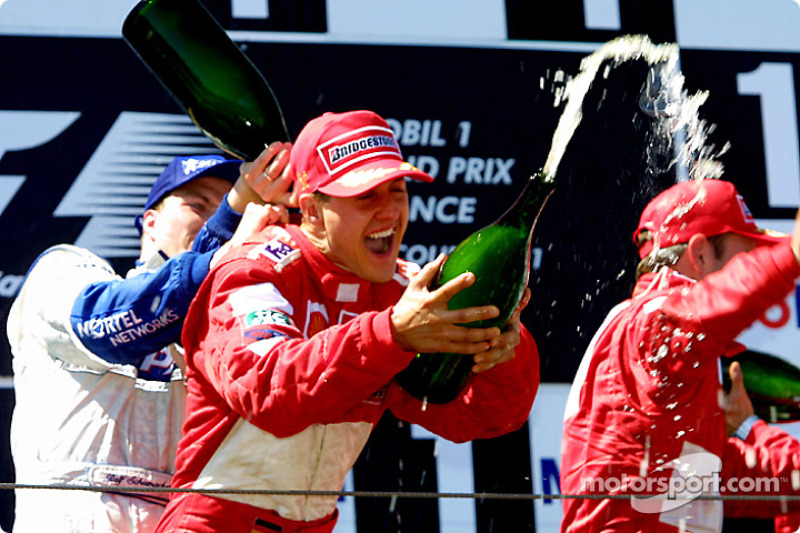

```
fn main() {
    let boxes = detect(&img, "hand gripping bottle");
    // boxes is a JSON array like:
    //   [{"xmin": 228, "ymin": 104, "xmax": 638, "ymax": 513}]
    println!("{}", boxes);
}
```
[
  {"xmin": 395, "ymin": 172, "xmax": 555, "ymax": 404},
  {"xmin": 723, "ymin": 350, "xmax": 800, "ymax": 423},
  {"xmin": 122, "ymin": 0, "xmax": 290, "ymax": 159}
]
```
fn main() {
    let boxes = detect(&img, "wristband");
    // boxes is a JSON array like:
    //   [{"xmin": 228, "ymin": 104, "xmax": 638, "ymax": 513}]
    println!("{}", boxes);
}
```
[{"xmin": 733, "ymin": 414, "xmax": 759, "ymax": 441}]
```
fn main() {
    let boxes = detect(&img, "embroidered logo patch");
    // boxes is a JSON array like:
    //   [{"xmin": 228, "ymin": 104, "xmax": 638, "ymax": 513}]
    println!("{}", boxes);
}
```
[
  {"xmin": 317, "ymin": 125, "xmax": 402, "ymax": 177},
  {"xmin": 259, "ymin": 238, "xmax": 296, "ymax": 263},
  {"xmin": 245, "ymin": 309, "xmax": 293, "ymax": 328}
]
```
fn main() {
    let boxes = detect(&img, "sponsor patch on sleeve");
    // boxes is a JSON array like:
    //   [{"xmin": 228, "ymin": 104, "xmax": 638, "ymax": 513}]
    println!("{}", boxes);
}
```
[
  {"xmin": 228, "ymin": 282, "xmax": 294, "ymax": 317},
  {"xmin": 258, "ymin": 237, "xmax": 297, "ymax": 263},
  {"xmin": 244, "ymin": 309, "xmax": 293, "ymax": 328}
]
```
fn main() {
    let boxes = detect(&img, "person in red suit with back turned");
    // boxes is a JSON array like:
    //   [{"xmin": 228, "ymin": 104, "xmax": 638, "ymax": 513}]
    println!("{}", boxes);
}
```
[
  {"xmin": 155, "ymin": 110, "xmax": 540, "ymax": 533},
  {"xmin": 560, "ymin": 178, "xmax": 800, "ymax": 532},
  {"xmin": 635, "ymin": 181, "xmax": 800, "ymax": 533}
]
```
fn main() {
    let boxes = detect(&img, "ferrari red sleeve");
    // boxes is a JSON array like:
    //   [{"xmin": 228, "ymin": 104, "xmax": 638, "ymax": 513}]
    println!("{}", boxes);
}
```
[
  {"xmin": 723, "ymin": 420, "xmax": 800, "ymax": 518},
  {"xmin": 387, "ymin": 325, "xmax": 539, "ymax": 443},
  {"xmin": 661, "ymin": 243, "xmax": 800, "ymax": 358},
  {"xmin": 633, "ymin": 243, "xmax": 800, "ymax": 392}
]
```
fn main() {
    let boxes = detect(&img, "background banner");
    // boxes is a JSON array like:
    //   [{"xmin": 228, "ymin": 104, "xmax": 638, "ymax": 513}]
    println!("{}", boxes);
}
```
[{"xmin": 2, "ymin": 1, "xmax": 800, "ymax": 531}]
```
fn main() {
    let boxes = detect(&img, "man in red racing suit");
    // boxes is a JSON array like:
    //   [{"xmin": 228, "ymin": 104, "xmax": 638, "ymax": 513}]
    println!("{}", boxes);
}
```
[
  {"xmin": 560, "ymin": 179, "xmax": 800, "ymax": 532},
  {"xmin": 155, "ymin": 110, "xmax": 540, "ymax": 533}
]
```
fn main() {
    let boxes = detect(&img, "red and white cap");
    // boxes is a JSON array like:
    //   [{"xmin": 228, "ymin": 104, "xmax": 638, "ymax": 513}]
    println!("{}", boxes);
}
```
[
  {"xmin": 634, "ymin": 179, "xmax": 786, "ymax": 255},
  {"xmin": 290, "ymin": 110, "xmax": 433, "ymax": 197}
]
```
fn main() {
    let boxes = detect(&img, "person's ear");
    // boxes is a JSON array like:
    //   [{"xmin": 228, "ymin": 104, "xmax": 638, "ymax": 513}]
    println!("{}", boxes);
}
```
[
  {"xmin": 299, "ymin": 194, "xmax": 322, "ymax": 224},
  {"xmin": 141, "ymin": 209, "xmax": 159, "ymax": 242},
  {"xmin": 684, "ymin": 234, "xmax": 714, "ymax": 278}
]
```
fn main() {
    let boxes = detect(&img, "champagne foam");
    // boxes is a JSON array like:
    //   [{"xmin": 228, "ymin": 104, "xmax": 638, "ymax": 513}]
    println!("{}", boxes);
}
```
[{"xmin": 543, "ymin": 35, "xmax": 726, "ymax": 185}]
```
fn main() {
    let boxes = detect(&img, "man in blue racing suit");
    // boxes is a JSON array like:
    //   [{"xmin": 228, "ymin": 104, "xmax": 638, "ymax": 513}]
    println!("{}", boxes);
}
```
[{"xmin": 6, "ymin": 144, "xmax": 292, "ymax": 532}]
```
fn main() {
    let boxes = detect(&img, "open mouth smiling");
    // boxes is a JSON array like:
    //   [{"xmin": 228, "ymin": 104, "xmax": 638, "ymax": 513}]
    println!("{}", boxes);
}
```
[{"xmin": 366, "ymin": 227, "xmax": 395, "ymax": 254}]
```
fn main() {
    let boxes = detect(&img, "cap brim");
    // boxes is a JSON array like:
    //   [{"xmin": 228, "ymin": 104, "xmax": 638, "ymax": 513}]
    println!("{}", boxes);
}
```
[
  {"xmin": 637, "ymin": 241, "xmax": 654, "ymax": 259},
  {"xmin": 318, "ymin": 159, "xmax": 433, "ymax": 198},
  {"xmin": 195, "ymin": 159, "xmax": 241, "ymax": 184},
  {"xmin": 735, "ymin": 228, "xmax": 789, "ymax": 247}
]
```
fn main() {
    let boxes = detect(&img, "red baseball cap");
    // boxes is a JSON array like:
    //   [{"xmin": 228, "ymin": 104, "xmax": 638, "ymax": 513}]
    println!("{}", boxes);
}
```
[
  {"xmin": 290, "ymin": 110, "xmax": 433, "ymax": 197},
  {"xmin": 633, "ymin": 193, "xmax": 666, "ymax": 259},
  {"xmin": 636, "ymin": 179, "xmax": 785, "ymax": 254}
]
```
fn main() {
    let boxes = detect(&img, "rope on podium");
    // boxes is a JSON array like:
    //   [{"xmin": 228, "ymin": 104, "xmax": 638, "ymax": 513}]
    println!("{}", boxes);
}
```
[{"xmin": 2, "ymin": 483, "xmax": 800, "ymax": 502}]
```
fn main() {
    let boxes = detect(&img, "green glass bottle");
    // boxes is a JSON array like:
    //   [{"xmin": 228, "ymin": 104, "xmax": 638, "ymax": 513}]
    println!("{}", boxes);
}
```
[
  {"xmin": 122, "ymin": 0, "xmax": 290, "ymax": 160},
  {"xmin": 723, "ymin": 350, "xmax": 800, "ymax": 423},
  {"xmin": 395, "ymin": 172, "xmax": 555, "ymax": 404}
]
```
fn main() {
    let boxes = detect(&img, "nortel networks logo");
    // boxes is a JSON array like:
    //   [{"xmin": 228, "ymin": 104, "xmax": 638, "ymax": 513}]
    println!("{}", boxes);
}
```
[{"xmin": 582, "ymin": 452, "xmax": 780, "ymax": 514}]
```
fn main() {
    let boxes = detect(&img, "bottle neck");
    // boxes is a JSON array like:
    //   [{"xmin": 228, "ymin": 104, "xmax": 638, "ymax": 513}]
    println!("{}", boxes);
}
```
[{"xmin": 497, "ymin": 173, "xmax": 555, "ymax": 233}]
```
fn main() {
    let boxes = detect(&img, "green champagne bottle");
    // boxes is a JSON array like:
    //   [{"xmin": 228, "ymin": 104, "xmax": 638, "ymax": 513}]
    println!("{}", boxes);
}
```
[
  {"xmin": 122, "ymin": 0, "xmax": 290, "ymax": 160},
  {"xmin": 723, "ymin": 350, "xmax": 800, "ymax": 423},
  {"xmin": 395, "ymin": 172, "xmax": 555, "ymax": 404}
]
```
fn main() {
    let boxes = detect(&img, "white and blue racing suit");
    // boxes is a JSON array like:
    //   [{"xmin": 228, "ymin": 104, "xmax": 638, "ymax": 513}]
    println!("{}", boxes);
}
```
[{"xmin": 7, "ymin": 196, "xmax": 241, "ymax": 533}]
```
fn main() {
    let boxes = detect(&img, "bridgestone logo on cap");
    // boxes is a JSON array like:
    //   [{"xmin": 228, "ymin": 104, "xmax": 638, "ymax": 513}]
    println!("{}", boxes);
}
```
[{"xmin": 318, "ymin": 126, "xmax": 402, "ymax": 176}]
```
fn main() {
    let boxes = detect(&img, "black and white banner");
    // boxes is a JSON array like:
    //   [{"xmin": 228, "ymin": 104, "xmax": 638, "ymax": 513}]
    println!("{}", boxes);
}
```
[{"xmin": 2, "ymin": 1, "xmax": 800, "ymax": 531}]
